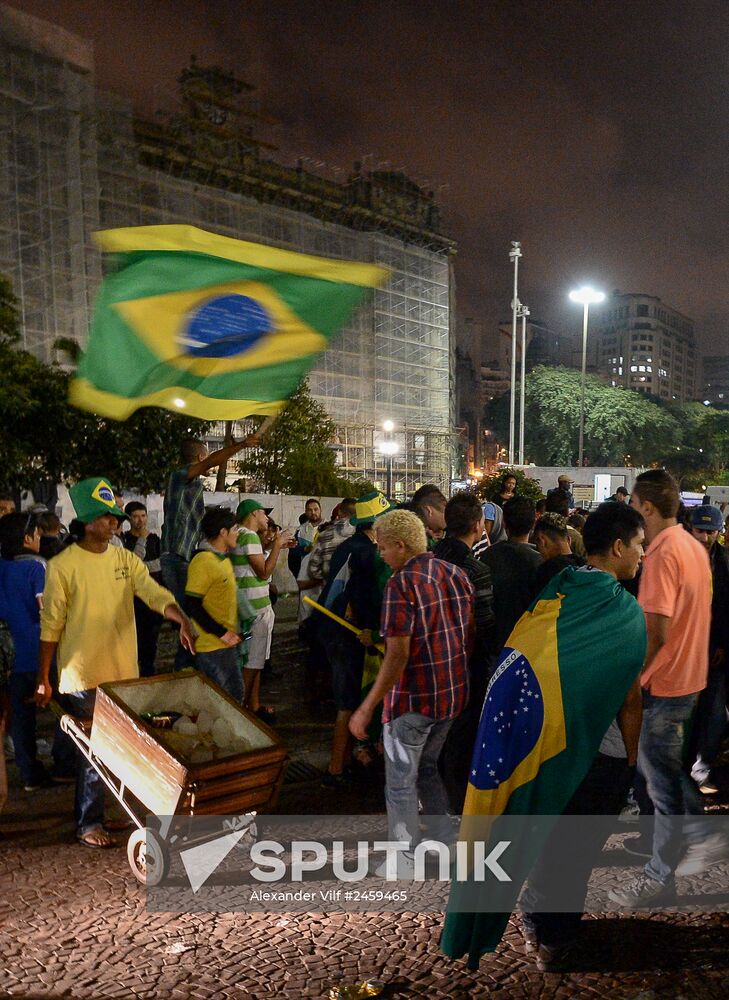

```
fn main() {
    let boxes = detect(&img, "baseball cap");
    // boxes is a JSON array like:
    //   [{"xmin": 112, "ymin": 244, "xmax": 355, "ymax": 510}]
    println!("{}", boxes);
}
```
[
  {"xmin": 690, "ymin": 505, "xmax": 723, "ymax": 531},
  {"xmin": 69, "ymin": 477, "xmax": 126, "ymax": 524},
  {"xmin": 236, "ymin": 498, "xmax": 273, "ymax": 522},
  {"xmin": 558, "ymin": 474, "xmax": 574, "ymax": 484}
]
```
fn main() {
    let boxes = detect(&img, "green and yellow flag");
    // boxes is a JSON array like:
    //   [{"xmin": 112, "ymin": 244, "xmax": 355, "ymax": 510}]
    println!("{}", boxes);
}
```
[
  {"xmin": 70, "ymin": 225, "xmax": 389, "ymax": 421},
  {"xmin": 441, "ymin": 566, "xmax": 646, "ymax": 969}
]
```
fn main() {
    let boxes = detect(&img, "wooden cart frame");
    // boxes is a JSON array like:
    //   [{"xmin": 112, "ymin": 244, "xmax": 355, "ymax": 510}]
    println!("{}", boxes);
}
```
[{"xmin": 57, "ymin": 670, "xmax": 288, "ymax": 884}]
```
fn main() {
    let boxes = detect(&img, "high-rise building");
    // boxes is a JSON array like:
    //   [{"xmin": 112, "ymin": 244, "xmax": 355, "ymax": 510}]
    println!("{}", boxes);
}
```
[
  {"xmin": 496, "ymin": 317, "xmax": 563, "ymax": 373},
  {"xmin": 701, "ymin": 356, "xmax": 729, "ymax": 409},
  {"xmin": 0, "ymin": 3, "xmax": 457, "ymax": 494},
  {"xmin": 595, "ymin": 291, "xmax": 696, "ymax": 403}
]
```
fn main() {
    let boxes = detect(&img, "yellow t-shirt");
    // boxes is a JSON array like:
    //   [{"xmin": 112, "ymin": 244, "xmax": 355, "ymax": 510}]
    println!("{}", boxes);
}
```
[
  {"xmin": 41, "ymin": 543, "xmax": 175, "ymax": 693},
  {"xmin": 185, "ymin": 550, "xmax": 237, "ymax": 653}
]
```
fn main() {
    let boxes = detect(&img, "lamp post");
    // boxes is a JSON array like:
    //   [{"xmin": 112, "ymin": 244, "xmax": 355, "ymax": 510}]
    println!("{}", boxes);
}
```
[
  {"xmin": 518, "ymin": 303, "xmax": 530, "ymax": 465},
  {"xmin": 508, "ymin": 241, "xmax": 522, "ymax": 465},
  {"xmin": 569, "ymin": 286, "xmax": 605, "ymax": 469},
  {"xmin": 379, "ymin": 419, "xmax": 398, "ymax": 498}
]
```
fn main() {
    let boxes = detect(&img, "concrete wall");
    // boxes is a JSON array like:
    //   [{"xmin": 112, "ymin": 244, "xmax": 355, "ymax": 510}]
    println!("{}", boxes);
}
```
[{"xmin": 514, "ymin": 466, "xmax": 646, "ymax": 502}]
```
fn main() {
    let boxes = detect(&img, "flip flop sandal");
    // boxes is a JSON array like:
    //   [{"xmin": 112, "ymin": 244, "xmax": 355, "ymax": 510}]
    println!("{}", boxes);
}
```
[{"xmin": 77, "ymin": 829, "xmax": 119, "ymax": 850}]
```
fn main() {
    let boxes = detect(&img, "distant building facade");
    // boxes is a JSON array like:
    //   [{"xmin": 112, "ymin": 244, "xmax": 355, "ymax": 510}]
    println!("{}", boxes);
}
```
[
  {"xmin": 0, "ymin": 3, "xmax": 457, "ymax": 494},
  {"xmin": 702, "ymin": 356, "xmax": 729, "ymax": 409},
  {"xmin": 595, "ymin": 292, "xmax": 696, "ymax": 403}
]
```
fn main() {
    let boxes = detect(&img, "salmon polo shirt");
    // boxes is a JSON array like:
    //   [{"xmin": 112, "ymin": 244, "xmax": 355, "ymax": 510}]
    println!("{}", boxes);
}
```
[{"xmin": 638, "ymin": 523, "xmax": 711, "ymax": 697}]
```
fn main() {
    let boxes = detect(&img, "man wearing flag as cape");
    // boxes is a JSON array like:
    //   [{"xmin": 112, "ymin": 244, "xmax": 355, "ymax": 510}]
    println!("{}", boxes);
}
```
[{"xmin": 441, "ymin": 502, "xmax": 647, "ymax": 971}]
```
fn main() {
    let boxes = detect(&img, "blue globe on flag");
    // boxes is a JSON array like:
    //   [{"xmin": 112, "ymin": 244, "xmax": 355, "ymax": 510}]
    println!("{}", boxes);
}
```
[
  {"xmin": 181, "ymin": 293, "xmax": 273, "ymax": 358},
  {"xmin": 471, "ymin": 648, "xmax": 544, "ymax": 790}
]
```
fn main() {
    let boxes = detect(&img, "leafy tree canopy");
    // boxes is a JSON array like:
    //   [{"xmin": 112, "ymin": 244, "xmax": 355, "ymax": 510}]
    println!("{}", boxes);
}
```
[
  {"xmin": 486, "ymin": 366, "xmax": 682, "ymax": 468},
  {"xmin": 0, "ymin": 274, "xmax": 211, "ymax": 494},
  {"xmin": 237, "ymin": 379, "xmax": 372, "ymax": 497}
]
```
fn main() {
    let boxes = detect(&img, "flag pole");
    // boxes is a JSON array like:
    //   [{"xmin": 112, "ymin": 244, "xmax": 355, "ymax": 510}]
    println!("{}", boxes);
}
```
[{"xmin": 303, "ymin": 596, "xmax": 385, "ymax": 653}]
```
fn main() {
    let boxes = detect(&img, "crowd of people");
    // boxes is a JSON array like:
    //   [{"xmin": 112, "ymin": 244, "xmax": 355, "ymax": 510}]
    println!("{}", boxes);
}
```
[{"xmin": 1, "ymin": 454, "xmax": 728, "ymax": 970}]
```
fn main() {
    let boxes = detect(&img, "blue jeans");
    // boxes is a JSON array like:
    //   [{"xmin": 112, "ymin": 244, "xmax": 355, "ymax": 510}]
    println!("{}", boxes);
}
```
[
  {"xmin": 383, "ymin": 712, "xmax": 453, "ymax": 853},
  {"xmin": 639, "ymin": 690, "xmax": 705, "ymax": 884},
  {"xmin": 8, "ymin": 672, "xmax": 47, "ymax": 786},
  {"xmin": 64, "ymin": 689, "xmax": 105, "ymax": 836},
  {"xmin": 195, "ymin": 648, "xmax": 244, "ymax": 703},
  {"xmin": 161, "ymin": 553, "xmax": 192, "ymax": 670}
]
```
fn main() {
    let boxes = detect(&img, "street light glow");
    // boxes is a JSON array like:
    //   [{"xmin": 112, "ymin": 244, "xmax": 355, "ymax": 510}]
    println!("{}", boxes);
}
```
[
  {"xmin": 382, "ymin": 419, "xmax": 394, "ymax": 433},
  {"xmin": 569, "ymin": 286, "xmax": 606, "ymax": 305}
]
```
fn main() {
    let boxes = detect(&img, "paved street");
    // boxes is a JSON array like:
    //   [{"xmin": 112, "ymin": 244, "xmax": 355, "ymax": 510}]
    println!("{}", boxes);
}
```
[{"xmin": 2, "ymin": 597, "xmax": 729, "ymax": 999}]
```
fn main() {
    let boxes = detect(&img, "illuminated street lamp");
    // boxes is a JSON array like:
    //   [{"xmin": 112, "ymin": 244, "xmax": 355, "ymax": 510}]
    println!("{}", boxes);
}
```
[
  {"xmin": 569, "ymin": 286, "xmax": 605, "ymax": 468},
  {"xmin": 379, "ymin": 420, "xmax": 399, "ymax": 498}
]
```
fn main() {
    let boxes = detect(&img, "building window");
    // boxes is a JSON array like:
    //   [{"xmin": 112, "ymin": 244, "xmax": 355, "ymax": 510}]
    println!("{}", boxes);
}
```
[{"xmin": 636, "ymin": 304, "xmax": 650, "ymax": 317}]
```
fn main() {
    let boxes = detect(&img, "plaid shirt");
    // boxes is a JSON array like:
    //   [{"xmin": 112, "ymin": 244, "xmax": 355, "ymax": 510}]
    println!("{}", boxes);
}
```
[
  {"xmin": 381, "ymin": 552, "xmax": 473, "ymax": 724},
  {"xmin": 161, "ymin": 467, "xmax": 205, "ymax": 562}
]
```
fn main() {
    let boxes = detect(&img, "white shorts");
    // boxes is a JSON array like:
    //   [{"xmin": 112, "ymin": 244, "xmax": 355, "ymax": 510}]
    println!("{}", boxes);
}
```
[{"xmin": 246, "ymin": 604, "xmax": 275, "ymax": 670}]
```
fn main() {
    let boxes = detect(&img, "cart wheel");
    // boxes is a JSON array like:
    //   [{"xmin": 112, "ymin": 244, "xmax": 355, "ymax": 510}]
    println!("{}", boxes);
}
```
[{"xmin": 127, "ymin": 828, "xmax": 169, "ymax": 886}]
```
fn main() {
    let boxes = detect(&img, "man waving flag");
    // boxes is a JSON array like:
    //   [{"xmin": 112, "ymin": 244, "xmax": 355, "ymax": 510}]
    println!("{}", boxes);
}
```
[{"xmin": 70, "ymin": 225, "xmax": 388, "ymax": 421}]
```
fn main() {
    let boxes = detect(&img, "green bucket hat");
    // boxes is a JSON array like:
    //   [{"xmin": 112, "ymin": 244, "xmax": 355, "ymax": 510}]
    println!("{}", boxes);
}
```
[
  {"xmin": 69, "ymin": 477, "xmax": 126, "ymax": 523},
  {"xmin": 350, "ymin": 490, "xmax": 393, "ymax": 525}
]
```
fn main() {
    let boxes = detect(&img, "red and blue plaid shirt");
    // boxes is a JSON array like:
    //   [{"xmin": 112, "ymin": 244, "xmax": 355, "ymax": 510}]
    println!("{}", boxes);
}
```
[{"xmin": 381, "ymin": 551, "xmax": 473, "ymax": 724}]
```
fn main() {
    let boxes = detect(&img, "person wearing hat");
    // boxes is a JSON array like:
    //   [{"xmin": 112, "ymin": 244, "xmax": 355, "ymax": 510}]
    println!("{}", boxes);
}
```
[
  {"xmin": 317, "ymin": 490, "xmax": 393, "ymax": 787},
  {"xmin": 547, "ymin": 474, "xmax": 575, "ymax": 510},
  {"xmin": 689, "ymin": 504, "xmax": 729, "ymax": 794},
  {"xmin": 35, "ymin": 477, "xmax": 196, "ymax": 850},
  {"xmin": 231, "ymin": 500, "xmax": 294, "ymax": 718},
  {"xmin": 122, "ymin": 501, "xmax": 163, "ymax": 677}
]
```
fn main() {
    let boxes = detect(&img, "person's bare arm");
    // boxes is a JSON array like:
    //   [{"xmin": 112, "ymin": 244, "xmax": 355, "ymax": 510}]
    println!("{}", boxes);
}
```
[
  {"xmin": 644, "ymin": 612, "xmax": 670, "ymax": 672},
  {"xmin": 186, "ymin": 432, "xmax": 260, "ymax": 481},
  {"xmin": 163, "ymin": 603, "xmax": 197, "ymax": 653},
  {"xmin": 35, "ymin": 640, "xmax": 58, "ymax": 707},
  {"xmin": 247, "ymin": 530, "xmax": 294, "ymax": 579},
  {"xmin": 616, "ymin": 678, "xmax": 643, "ymax": 766},
  {"xmin": 349, "ymin": 635, "xmax": 411, "ymax": 740}
]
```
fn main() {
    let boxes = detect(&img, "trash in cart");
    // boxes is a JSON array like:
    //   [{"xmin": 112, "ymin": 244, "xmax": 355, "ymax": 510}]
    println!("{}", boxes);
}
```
[{"xmin": 57, "ymin": 670, "xmax": 288, "ymax": 885}]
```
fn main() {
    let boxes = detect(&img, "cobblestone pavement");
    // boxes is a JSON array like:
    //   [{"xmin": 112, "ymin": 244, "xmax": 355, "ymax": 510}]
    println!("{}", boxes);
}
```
[{"xmin": 2, "ymin": 598, "xmax": 729, "ymax": 998}]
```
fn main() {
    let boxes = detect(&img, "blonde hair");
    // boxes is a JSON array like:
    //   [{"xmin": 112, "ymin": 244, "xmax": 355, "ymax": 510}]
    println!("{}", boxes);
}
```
[{"xmin": 375, "ymin": 509, "xmax": 428, "ymax": 554}]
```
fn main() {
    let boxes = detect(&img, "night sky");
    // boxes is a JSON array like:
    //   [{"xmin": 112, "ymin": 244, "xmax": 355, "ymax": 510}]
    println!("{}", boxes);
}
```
[{"xmin": 10, "ymin": 0, "xmax": 729, "ymax": 359}]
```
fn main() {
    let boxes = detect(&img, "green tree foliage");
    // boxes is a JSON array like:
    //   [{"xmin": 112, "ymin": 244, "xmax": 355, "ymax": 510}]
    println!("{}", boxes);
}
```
[
  {"xmin": 0, "ymin": 274, "xmax": 211, "ymax": 493},
  {"xmin": 486, "ymin": 366, "xmax": 682, "ymax": 467},
  {"xmin": 237, "ymin": 379, "xmax": 372, "ymax": 496},
  {"xmin": 474, "ymin": 467, "xmax": 545, "ymax": 505}
]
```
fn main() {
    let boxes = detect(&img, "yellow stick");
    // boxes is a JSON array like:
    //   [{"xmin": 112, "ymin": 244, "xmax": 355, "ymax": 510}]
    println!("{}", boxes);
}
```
[{"xmin": 302, "ymin": 596, "xmax": 384, "ymax": 653}]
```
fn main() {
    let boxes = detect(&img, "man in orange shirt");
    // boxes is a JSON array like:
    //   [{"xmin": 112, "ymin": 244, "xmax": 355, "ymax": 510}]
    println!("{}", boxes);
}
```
[{"xmin": 610, "ymin": 469, "xmax": 715, "ymax": 907}]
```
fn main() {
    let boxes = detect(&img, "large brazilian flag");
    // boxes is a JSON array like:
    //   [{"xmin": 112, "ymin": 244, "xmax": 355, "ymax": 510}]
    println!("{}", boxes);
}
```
[
  {"xmin": 70, "ymin": 225, "xmax": 389, "ymax": 421},
  {"xmin": 441, "ymin": 565, "xmax": 646, "ymax": 969}
]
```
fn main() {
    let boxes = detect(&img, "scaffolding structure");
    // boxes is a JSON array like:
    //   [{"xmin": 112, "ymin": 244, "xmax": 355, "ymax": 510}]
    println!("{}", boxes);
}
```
[
  {"xmin": 0, "ymin": 11, "xmax": 458, "ymax": 493},
  {"xmin": 0, "ymin": 6, "xmax": 99, "ymax": 361}
]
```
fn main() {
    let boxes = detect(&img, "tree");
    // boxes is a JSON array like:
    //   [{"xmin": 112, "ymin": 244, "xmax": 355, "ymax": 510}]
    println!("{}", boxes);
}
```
[
  {"xmin": 485, "ymin": 366, "xmax": 682, "ymax": 468},
  {"xmin": 474, "ymin": 467, "xmax": 545, "ymax": 505},
  {"xmin": 237, "ymin": 379, "xmax": 372, "ymax": 496},
  {"xmin": 0, "ymin": 274, "xmax": 212, "ymax": 493}
]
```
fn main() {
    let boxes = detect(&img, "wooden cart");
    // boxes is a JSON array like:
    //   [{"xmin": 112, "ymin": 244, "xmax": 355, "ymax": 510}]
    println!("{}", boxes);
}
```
[{"xmin": 59, "ymin": 670, "xmax": 288, "ymax": 885}]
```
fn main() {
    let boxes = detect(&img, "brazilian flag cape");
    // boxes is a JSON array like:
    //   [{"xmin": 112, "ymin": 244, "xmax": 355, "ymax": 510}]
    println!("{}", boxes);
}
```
[
  {"xmin": 70, "ymin": 225, "xmax": 389, "ymax": 421},
  {"xmin": 441, "ymin": 566, "xmax": 646, "ymax": 969}
]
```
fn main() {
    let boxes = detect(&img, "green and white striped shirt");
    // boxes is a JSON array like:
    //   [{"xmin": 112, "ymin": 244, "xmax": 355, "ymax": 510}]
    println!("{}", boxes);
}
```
[{"xmin": 230, "ymin": 529, "xmax": 271, "ymax": 620}]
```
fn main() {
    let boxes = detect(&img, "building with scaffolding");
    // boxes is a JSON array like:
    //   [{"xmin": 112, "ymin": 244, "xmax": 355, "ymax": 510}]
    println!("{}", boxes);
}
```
[{"xmin": 0, "ymin": 4, "xmax": 457, "ymax": 496}]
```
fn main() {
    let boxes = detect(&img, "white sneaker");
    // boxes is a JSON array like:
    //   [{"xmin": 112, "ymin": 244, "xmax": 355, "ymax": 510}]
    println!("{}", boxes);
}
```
[{"xmin": 676, "ymin": 833, "xmax": 729, "ymax": 876}]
